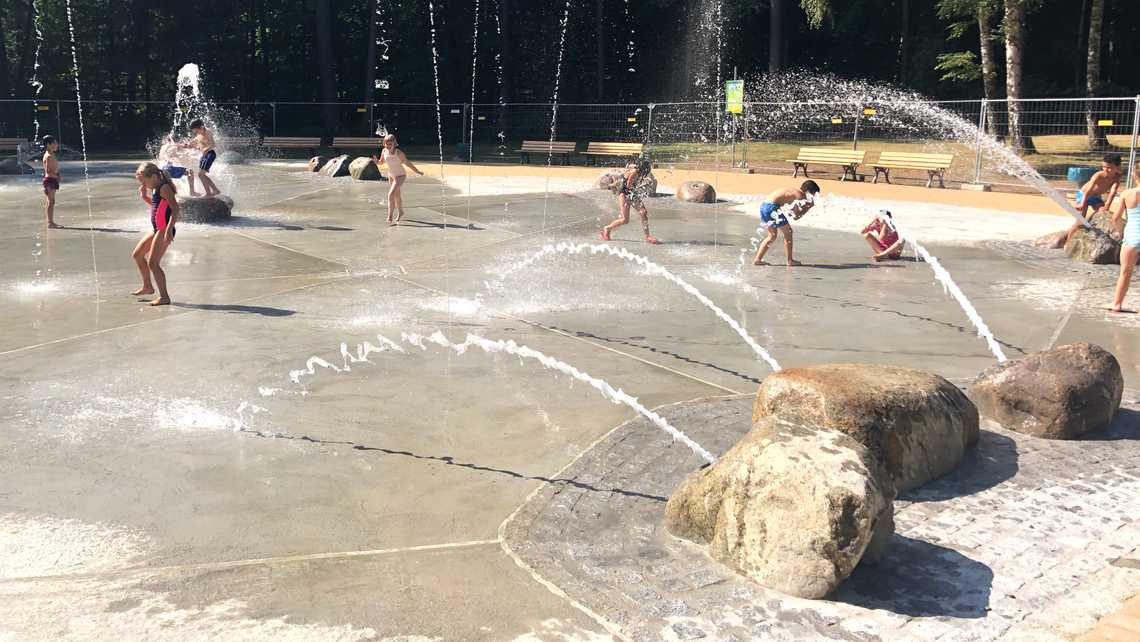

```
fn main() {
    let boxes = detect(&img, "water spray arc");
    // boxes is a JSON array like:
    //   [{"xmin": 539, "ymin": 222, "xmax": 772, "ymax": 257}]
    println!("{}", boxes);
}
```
[{"xmin": 63, "ymin": 0, "xmax": 100, "ymax": 300}]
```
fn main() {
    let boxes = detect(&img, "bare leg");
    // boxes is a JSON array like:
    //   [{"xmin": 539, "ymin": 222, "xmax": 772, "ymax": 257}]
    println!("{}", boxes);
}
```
[
  {"xmin": 863, "ymin": 232, "xmax": 886, "ymax": 255},
  {"xmin": 393, "ymin": 175, "xmax": 406, "ymax": 222},
  {"xmin": 386, "ymin": 179, "xmax": 397, "ymax": 224},
  {"xmin": 131, "ymin": 232, "xmax": 156, "ymax": 295},
  {"xmin": 782, "ymin": 226, "xmax": 801, "ymax": 266},
  {"xmin": 1110, "ymin": 245, "xmax": 1138, "ymax": 312},
  {"xmin": 601, "ymin": 195, "xmax": 631, "ymax": 241},
  {"xmin": 186, "ymin": 170, "xmax": 200, "ymax": 196},
  {"xmin": 753, "ymin": 228, "xmax": 777, "ymax": 265},
  {"xmin": 45, "ymin": 189, "xmax": 62, "ymax": 228},
  {"xmin": 198, "ymin": 171, "xmax": 221, "ymax": 197},
  {"xmin": 636, "ymin": 203, "xmax": 659, "ymax": 244},
  {"xmin": 147, "ymin": 233, "xmax": 173, "ymax": 305}
]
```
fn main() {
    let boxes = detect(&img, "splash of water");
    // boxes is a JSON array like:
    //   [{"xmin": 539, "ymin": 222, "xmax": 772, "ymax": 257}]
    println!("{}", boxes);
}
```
[
  {"xmin": 487, "ymin": 241, "xmax": 782, "ymax": 371},
  {"xmin": 404, "ymin": 331, "xmax": 717, "ymax": 464},
  {"xmin": 425, "ymin": 0, "xmax": 452, "ymax": 332},
  {"xmin": 289, "ymin": 334, "xmax": 405, "ymax": 385},
  {"xmin": 63, "ymin": 0, "xmax": 100, "ymax": 300},
  {"xmin": 492, "ymin": 0, "xmax": 507, "ymax": 155},
  {"xmin": 542, "ymin": 0, "xmax": 574, "ymax": 231},
  {"xmin": 27, "ymin": 0, "xmax": 45, "ymax": 141},
  {"xmin": 466, "ymin": 0, "xmax": 482, "ymax": 227}
]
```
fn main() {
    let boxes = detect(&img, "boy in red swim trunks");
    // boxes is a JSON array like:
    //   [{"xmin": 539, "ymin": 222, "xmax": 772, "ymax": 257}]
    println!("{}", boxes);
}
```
[
  {"xmin": 41, "ymin": 135, "xmax": 63, "ymax": 228},
  {"xmin": 861, "ymin": 210, "xmax": 905, "ymax": 261}
]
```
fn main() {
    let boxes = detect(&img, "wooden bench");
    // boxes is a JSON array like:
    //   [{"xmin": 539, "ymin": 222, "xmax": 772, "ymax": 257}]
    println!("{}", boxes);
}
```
[
  {"xmin": 332, "ymin": 137, "xmax": 380, "ymax": 154},
  {"xmin": 581, "ymin": 142, "xmax": 644, "ymax": 165},
  {"xmin": 0, "ymin": 138, "xmax": 28, "ymax": 153},
  {"xmin": 262, "ymin": 136, "xmax": 322, "ymax": 155},
  {"xmin": 785, "ymin": 147, "xmax": 866, "ymax": 182},
  {"xmin": 218, "ymin": 136, "xmax": 259, "ymax": 150},
  {"xmin": 871, "ymin": 152, "xmax": 954, "ymax": 188},
  {"xmin": 517, "ymin": 140, "xmax": 576, "ymax": 165}
]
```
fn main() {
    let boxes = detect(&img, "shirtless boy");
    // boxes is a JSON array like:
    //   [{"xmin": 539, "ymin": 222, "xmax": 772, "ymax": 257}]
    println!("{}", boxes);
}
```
[
  {"xmin": 182, "ymin": 119, "xmax": 220, "ymax": 197},
  {"xmin": 752, "ymin": 180, "xmax": 820, "ymax": 266},
  {"xmin": 41, "ymin": 135, "xmax": 63, "ymax": 228},
  {"xmin": 1065, "ymin": 154, "xmax": 1122, "ymax": 243}
]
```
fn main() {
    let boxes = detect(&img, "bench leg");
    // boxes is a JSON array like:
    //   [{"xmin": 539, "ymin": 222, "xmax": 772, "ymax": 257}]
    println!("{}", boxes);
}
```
[
  {"xmin": 873, "ymin": 168, "xmax": 890, "ymax": 184},
  {"xmin": 936, "ymin": 170, "xmax": 946, "ymax": 189},
  {"xmin": 841, "ymin": 164, "xmax": 857, "ymax": 182}
]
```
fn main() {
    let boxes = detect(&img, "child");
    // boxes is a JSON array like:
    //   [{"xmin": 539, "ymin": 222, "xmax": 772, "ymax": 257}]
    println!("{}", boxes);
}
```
[
  {"xmin": 753, "ymin": 180, "xmax": 820, "ymax": 266},
  {"xmin": 1108, "ymin": 163, "xmax": 1140, "ymax": 313},
  {"xmin": 41, "ymin": 135, "xmax": 63, "ymax": 228},
  {"xmin": 181, "ymin": 119, "xmax": 220, "ymax": 197},
  {"xmin": 1065, "ymin": 154, "xmax": 1122, "ymax": 244},
  {"xmin": 861, "ymin": 210, "xmax": 905, "ymax": 262},
  {"xmin": 372, "ymin": 134, "xmax": 423, "ymax": 225},
  {"xmin": 600, "ymin": 158, "xmax": 660, "ymax": 244},
  {"xmin": 132, "ymin": 162, "xmax": 180, "ymax": 306},
  {"xmin": 161, "ymin": 162, "xmax": 197, "ymax": 196}
]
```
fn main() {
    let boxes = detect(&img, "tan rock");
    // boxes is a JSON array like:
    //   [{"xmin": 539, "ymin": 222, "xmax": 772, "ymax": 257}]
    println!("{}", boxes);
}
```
[{"xmin": 349, "ymin": 156, "xmax": 383, "ymax": 181}]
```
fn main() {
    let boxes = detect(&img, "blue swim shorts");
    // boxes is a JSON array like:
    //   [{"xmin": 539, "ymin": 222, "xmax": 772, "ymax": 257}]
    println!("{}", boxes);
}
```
[
  {"xmin": 1075, "ymin": 190, "xmax": 1104, "ymax": 209},
  {"xmin": 760, "ymin": 201, "xmax": 789, "ymax": 229},
  {"xmin": 162, "ymin": 163, "xmax": 187, "ymax": 179},
  {"xmin": 199, "ymin": 149, "xmax": 217, "ymax": 172}
]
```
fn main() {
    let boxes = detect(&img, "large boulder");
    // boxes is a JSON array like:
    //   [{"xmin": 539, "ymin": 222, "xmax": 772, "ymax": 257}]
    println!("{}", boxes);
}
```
[
  {"xmin": 307, "ymin": 156, "xmax": 329, "ymax": 173},
  {"xmin": 1033, "ymin": 230, "xmax": 1067, "ymax": 249},
  {"xmin": 665, "ymin": 417, "xmax": 895, "ymax": 599},
  {"xmin": 219, "ymin": 150, "xmax": 245, "ymax": 165},
  {"xmin": 595, "ymin": 169, "xmax": 657, "ymax": 196},
  {"xmin": 349, "ymin": 156, "xmax": 383, "ymax": 181},
  {"xmin": 179, "ymin": 195, "xmax": 233, "ymax": 223},
  {"xmin": 676, "ymin": 180, "xmax": 716, "ymax": 203},
  {"xmin": 753, "ymin": 364, "xmax": 978, "ymax": 492},
  {"xmin": 968, "ymin": 342, "xmax": 1123, "ymax": 439},
  {"xmin": 321, "ymin": 155, "xmax": 351, "ymax": 178},
  {"xmin": 1065, "ymin": 210, "xmax": 1123, "ymax": 264}
]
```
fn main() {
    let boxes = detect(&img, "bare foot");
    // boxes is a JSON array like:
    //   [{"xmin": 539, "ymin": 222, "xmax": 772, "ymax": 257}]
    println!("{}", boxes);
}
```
[
  {"xmin": 753, "ymin": 259, "xmax": 768, "ymax": 266},
  {"xmin": 787, "ymin": 259, "xmax": 803, "ymax": 267},
  {"xmin": 644, "ymin": 235, "xmax": 661, "ymax": 245},
  {"xmin": 149, "ymin": 297, "xmax": 170, "ymax": 307},
  {"xmin": 600, "ymin": 228, "xmax": 611, "ymax": 241},
  {"xmin": 132, "ymin": 287, "xmax": 155, "ymax": 296},
  {"xmin": 871, "ymin": 255, "xmax": 883, "ymax": 262},
  {"xmin": 47, "ymin": 222, "xmax": 63, "ymax": 229}
]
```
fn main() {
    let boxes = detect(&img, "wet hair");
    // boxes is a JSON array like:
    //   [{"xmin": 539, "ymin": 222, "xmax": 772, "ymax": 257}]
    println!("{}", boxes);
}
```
[
  {"xmin": 189, "ymin": 119, "xmax": 205, "ymax": 130},
  {"xmin": 879, "ymin": 209, "xmax": 892, "ymax": 218},
  {"xmin": 136, "ymin": 161, "xmax": 177, "ymax": 194},
  {"xmin": 801, "ymin": 180, "xmax": 821, "ymax": 195},
  {"xmin": 41, "ymin": 134, "xmax": 56, "ymax": 147},
  {"xmin": 383, "ymin": 134, "xmax": 398, "ymax": 146},
  {"xmin": 1104, "ymin": 154, "xmax": 1122, "ymax": 167}
]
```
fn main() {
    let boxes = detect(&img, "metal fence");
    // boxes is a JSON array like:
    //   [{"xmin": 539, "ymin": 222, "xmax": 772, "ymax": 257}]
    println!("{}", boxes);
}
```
[{"xmin": 2, "ymin": 96, "xmax": 1138, "ymax": 188}]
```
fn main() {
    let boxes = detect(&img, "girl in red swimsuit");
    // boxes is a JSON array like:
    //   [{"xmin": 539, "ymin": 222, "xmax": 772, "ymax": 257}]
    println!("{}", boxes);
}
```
[
  {"xmin": 132, "ymin": 162, "xmax": 180, "ymax": 306},
  {"xmin": 861, "ymin": 210, "xmax": 905, "ymax": 262}
]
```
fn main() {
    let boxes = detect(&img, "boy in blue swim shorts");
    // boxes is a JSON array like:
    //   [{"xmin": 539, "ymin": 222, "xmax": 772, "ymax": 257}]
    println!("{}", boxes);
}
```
[
  {"xmin": 180, "ymin": 119, "xmax": 221, "ymax": 197},
  {"xmin": 1065, "ymin": 154, "xmax": 1121, "ymax": 244},
  {"xmin": 753, "ymin": 180, "xmax": 820, "ymax": 266},
  {"xmin": 160, "ymin": 162, "xmax": 198, "ymax": 196}
]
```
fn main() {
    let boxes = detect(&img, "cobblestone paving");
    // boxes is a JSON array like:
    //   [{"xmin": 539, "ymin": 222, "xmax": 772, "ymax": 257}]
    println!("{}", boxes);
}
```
[{"xmin": 503, "ymin": 392, "xmax": 1140, "ymax": 642}]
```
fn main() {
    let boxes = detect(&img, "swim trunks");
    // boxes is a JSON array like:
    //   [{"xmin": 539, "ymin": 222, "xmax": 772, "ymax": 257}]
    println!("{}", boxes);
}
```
[
  {"xmin": 42, "ymin": 175, "xmax": 60, "ymax": 194},
  {"xmin": 150, "ymin": 183, "xmax": 176, "ymax": 240},
  {"xmin": 760, "ymin": 202, "xmax": 789, "ymax": 229},
  {"xmin": 162, "ymin": 163, "xmax": 187, "ymax": 179},
  {"xmin": 1125, "ymin": 207, "xmax": 1140, "ymax": 248},
  {"xmin": 1075, "ymin": 190, "xmax": 1105, "ymax": 209},
  {"xmin": 199, "ymin": 149, "xmax": 217, "ymax": 172}
]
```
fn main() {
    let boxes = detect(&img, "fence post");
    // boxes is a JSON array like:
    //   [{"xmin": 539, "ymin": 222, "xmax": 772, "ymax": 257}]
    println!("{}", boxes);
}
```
[
  {"xmin": 852, "ymin": 110, "xmax": 861, "ymax": 151},
  {"xmin": 270, "ymin": 102, "xmax": 277, "ymax": 136},
  {"xmin": 56, "ymin": 100, "xmax": 62, "ymax": 141},
  {"xmin": 645, "ymin": 103, "xmax": 654, "ymax": 147},
  {"xmin": 1129, "ymin": 95, "xmax": 1140, "ymax": 189},
  {"xmin": 973, "ymin": 99, "xmax": 987, "ymax": 184}
]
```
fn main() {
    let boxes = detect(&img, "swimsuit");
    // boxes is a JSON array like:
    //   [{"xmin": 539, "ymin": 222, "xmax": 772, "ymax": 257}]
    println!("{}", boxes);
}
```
[
  {"xmin": 150, "ymin": 181, "xmax": 176, "ymax": 240},
  {"xmin": 42, "ymin": 175, "xmax": 60, "ymax": 194},
  {"xmin": 619, "ymin": 173, "xmax": 647, "ymax": 205},
  {"xmin": 1075, "ymin": 190, "xmax": 1105, "ymax": 209},
  {"xmin": 199, "ymin": 149, "xmax": 217, "ymax": 172},
  {"xmin": 1125, "ymin": 207, "xmax": 1140, "ymax": 248},
  {"xmin": 381, "ymin": 150, "xmax": 406, "ymax": 178},
  {"xmin": 760, "ymin": 202, "xmax": 789, "ymax": 229}
]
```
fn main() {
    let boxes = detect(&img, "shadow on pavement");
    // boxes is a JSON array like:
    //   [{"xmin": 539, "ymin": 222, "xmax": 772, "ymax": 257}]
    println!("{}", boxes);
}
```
[
  {"xmin": 900, "ymin": 430, "xmax": 1019, "ymax": 503},
  {"xmin": 172, "ymin": 302, "xmax": 296, "ymax": 317}
]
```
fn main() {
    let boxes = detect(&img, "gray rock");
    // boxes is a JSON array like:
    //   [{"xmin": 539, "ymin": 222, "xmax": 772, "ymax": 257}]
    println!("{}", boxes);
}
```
[
  {"xmin": 1033, "ymin": 230, "xmax": 1067, "ymax": 249},
  {"xmin": 219, "ymin": 150, "xmax": 245, "ymax": 165},
  {"xmin": 321, "ymin": 155, "xmax": 351, "ymax": 178},
  {"xmin": 675, "ymin": 180, "xmax": 716, "ymax": 203},
  {"xmin": 968, "ymin": 342, "xmax": 1123, "ymax": 439},
  {"xmin": 178, "ymin": 195, "xmax": 233, "ymax": 223},
  {"xmin": 753, "ymin": 364, "xmax": 979, "ymax": 492},
  {"xmin": 349, "ymin": 156, "xmax": 383, "ymax": 181},
  {"xmin": 1065, "ymin": 210, "xmax": 1123, "ymax": 264},
  {"xmin": 664, "ymin": 417, "xmax": 894, "ymax": 599},
  {"xmin": 596, "ymin": 169, "xmax": 657, "ymax": 196},
  {"xmin": 307, "ymin": 156, "xmax": 329, "ymax": 173}
]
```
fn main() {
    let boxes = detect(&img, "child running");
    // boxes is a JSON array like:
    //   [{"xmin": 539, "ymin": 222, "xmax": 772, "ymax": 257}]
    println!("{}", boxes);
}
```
[
  {"xmin": 372, "ymin": 134, "xmax": 423, "ymax": 225},
  {"xmin": 861, "ymin": 210, "xmax": 905, "ymax": 261},
  {"xmin": 753, "ymin": 180, "xmax": 820, "ymax": 266},
  {"xmin": 41, "ymin": 135, "xmax": 63, "ymax": 228},
  {"xmin": 132, "ymin": 162, "xmax": 180, "ymax": 306},
  {"xmin": 600, "ymin": 158, "xmax": 660, "ymax": 244},
  {"xmin": 1108, "ymin": 162, "xmax": 1140, "ymax": 313},
  {"xmin": 181, "ymin": 119, "xmax": 221, "ymax": 197},
  {"xmin": 1065, "ymin": 154, "xmax": 1122, "ymax": 244}
]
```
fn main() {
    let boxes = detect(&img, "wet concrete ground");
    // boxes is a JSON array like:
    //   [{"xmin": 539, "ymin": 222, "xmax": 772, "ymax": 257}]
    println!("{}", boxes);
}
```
[{"xmin": 0, "ymin": 161, "xmax": 1136, "ymax": 640}]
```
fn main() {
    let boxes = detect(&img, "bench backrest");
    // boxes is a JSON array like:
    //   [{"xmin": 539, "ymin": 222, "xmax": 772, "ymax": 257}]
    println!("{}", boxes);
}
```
[
  {"xmin": 585, "ymin": 142, "xmax": 644, "ymax": 155},
  {"xmin": 875, "ymin": 151, "xmax": 954, "ymax": 168},
  {"xmin": 332, "ymin": 137, "xmax": 380, "ymax": 146},
  {"xmin": 520, "ymin": 140, "xmax": 576, "ymax": 153},
  {"xmin": 0, "ymin": 138, "xmax": 27, "ymax": 150},
  {"xmin": 793, "ymin": 147, "xmax": 866, "ymax": 164},
  {"xmin": 219, "ymin": 137, "xmax": 259, "ymax": 148},
  {"xmin": 264, "ymin": 136, "xmax": 321, "ymax": 146}
]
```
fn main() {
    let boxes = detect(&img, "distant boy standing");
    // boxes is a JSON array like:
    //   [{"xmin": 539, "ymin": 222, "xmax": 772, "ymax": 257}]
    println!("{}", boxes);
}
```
[
  {"xmin": 182, "ymin": 119, "xmax": 221, "ymax": 197},
  {"xmin": 41, "ymin": 135, "xmax": 63, "ymax": 228},
  {"xmin": 753, "ymin": 180, "xmax": 820, "ymax": 266},
  {"xmin": 1065, "ymin": 154, "xmax": 1122, "ymax": 243}
]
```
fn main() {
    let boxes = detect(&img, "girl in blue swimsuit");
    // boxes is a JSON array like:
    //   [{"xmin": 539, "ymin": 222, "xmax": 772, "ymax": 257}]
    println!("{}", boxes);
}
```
[{"xmin": 1110, "ymin": 163, "xmax": 1140, "ymax": 313}]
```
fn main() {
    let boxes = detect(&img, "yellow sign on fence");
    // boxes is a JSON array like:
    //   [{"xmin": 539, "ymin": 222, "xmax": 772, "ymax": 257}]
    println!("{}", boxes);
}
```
[
  {"xmin": 725, "ymin": 80, "xmax": 744, "ymax": 114},
  {"xmin": 36, "ymin": 105, "xmax": 50, "ymax": 111},
  {"xmin": 831, "ymin": 117, "xmax": 844, "ymax": 124},
  {"xmin": 1097, "ymin": 119, "xmax": 1114, "ymax": 127},
  {"xmin": 356, "ymin": 106, "xmax": 368, "ymax": 113},
  {"xmin": 863, "ymin": 108, "xmax": 877, "ymax": 116},
  {"xmin": 626, "ymin": 117, "xmax": 637, "ymax": 123}
]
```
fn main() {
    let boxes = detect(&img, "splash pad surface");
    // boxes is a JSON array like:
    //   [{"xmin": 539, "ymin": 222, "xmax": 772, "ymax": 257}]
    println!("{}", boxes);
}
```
[{"xmin": 1, "ymin": 161, "xmax": 1138, "ymax": 640}]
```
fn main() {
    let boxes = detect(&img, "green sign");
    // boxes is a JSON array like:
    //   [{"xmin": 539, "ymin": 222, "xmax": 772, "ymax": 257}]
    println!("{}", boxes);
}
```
[{"xmin": 725, "ymin": 80, "xmax": 744, "ymax": 114}]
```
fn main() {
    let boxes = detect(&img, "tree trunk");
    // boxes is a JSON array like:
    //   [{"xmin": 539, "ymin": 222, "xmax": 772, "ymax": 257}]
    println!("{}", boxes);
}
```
[
  {"xmin": 769, "ymin": 0, "xmax": 784, "ymax": 72},
  {"xmin": 1085, "ymin": 0, "xmax": 1108, "ymax": 151},
  {"xmin": 896, "ymin": 0, "xmax": 910, "ymax": 84},
  {"xmin": 594, "ymin": 0, "xmax": 605, "ymax": 100},
  {"xmin": 0, "ymin": 8, "xmax": 11, "ymax": 99},
  {"xmin": 1003, "ymin": 0, "xmax": 1034, "ymax": 153},
  {"xmin": 977, "ymin": 1, "xmax": 999, "ymax": 136},
  {"xmin": 314, "ymin": 0, "xmax": 338, "ymax": 136},
  {"xmin": 1075, "ymin": 0, "xmax": 1090, "ymax": 90},
  {"xmin": 246, "ymin": 0, "xmax": 257, "ymax": 102},
  {"xmin": 16, "ymin": 0, "xmax": 35, "ymax": 96}
]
